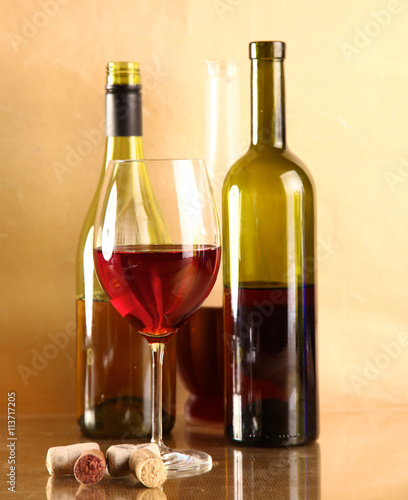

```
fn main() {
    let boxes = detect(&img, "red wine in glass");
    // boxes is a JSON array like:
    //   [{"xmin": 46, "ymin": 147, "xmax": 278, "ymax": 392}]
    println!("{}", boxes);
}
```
[
  {"xmin": 95, "ymin": 244, "xmax": 220, "ymax": 342},
  {"xmin": 93, "ymin": 158, "xmax": 221, "ymax": 475}
]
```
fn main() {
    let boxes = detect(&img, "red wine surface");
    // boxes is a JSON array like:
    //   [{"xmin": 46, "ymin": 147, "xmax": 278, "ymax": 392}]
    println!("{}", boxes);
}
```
[{"xmin": 95, "ymin": 245, "xmax": 220, "ymax": 338}]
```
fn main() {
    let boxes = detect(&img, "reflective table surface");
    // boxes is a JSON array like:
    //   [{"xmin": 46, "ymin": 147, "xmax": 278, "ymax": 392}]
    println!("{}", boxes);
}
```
[{"xmin": 1, "ymin": 409, "xmax": 407, "ymax": 499}]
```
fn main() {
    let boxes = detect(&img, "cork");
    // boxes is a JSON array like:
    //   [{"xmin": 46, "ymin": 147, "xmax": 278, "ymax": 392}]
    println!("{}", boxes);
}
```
[
  {"xmin": 46, "ymin": 443, "xmax": 100, "ymax": 476},
  {"xmin": 106, "ymin": 443, "xmax": 160, "ymax": 477},
  {"xmin": 73, "ymin": 449, "xmax": 106, "ymax": 485},
  {"xmin": 129, "ymin": 449, "xmax": 167, "ymax": 488}
]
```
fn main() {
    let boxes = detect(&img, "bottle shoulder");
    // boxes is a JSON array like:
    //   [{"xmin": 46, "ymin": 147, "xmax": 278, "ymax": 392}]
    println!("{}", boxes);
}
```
[{"xmin": 223, "ymin": 146, "xmax": 315, "ymax": 194}]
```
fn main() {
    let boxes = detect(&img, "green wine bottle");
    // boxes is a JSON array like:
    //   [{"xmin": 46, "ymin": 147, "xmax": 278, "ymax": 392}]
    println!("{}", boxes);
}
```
[
  {"xmin": 222, "ymin": 42, "xmax": 318, "ymax": 446},
  {"xmin": 76, "ymin": 62, "xmax": 176, "ymax": 438}
]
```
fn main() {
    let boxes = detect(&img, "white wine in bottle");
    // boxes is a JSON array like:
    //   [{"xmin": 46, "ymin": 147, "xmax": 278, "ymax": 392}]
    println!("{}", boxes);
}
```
[
  {"xmin": 222, "ymin": 42, "xmax": 318, "ymax": 446},
  {"xmin": 76, "ymin": 62, "xmax": 176, "ymax": 438}
]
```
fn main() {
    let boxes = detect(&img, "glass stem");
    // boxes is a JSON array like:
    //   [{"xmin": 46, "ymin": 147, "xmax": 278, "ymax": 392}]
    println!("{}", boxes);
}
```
[{"xmin": 149, "ymin": 342, "xmax": 165, "ymax": 448}]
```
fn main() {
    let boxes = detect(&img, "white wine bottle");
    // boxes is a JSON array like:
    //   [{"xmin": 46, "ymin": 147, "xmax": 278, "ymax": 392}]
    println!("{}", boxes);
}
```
[
  {"xmin": 76, "ymin": 62, "xmax": 177, "ymax": 438},
  {"xmin": 222, "ymin": 42, "xmax": 318, "ymax": 446}
]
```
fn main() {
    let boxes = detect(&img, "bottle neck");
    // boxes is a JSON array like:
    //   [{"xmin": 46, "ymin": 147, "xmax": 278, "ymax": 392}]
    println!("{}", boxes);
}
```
[
  {"xmin": 251, "ymin": 58, "xmax": 286, "ymax": 150},
  {"xmin": 204, "ymin": 61, "xmax": 241, "ymax": 170},
  {"xmin": 103, "ymin": 136, "xmax": 144, "ymax": 167},
  {"xmin": 105, "ymin": 85, "xmax": 142, "ymax": 137},
  {"xmin": 101, "ymin": 84, "xmax": 144, "ymax": 175}
]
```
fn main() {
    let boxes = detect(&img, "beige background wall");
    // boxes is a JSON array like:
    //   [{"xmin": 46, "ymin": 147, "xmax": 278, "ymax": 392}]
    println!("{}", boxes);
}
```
[{"xmin": 1, "ymin": 0, "xmax": 408, "ymax": 414}]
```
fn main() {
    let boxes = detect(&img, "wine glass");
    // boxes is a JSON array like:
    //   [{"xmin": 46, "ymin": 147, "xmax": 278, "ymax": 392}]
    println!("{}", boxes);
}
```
[{"xmin": 93, "ymin": 159, "xmax": 221, "ymax": 475}]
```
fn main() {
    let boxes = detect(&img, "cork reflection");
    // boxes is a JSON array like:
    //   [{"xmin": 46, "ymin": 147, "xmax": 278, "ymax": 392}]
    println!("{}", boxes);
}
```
[{"xmin": 46, "ymin": 474, "xmax": 167, "ymax": 499}]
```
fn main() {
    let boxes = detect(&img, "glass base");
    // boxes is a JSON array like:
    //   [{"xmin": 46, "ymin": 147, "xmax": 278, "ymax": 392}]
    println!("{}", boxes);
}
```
[{"xmin": 160, "ymin": 446, "xmax": 212, "ymax": 478}]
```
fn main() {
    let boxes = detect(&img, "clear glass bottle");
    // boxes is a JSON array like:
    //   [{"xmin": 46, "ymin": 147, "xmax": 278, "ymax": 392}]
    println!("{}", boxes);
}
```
[
  {"xmin": 76, "ymin": 62, "xmax": 177, "ymax": 438},
  {"xmin": 222, "ymin": 42, "xmax": 318, "ymax": 446},
  {"xmin": 177, "ymin": 60, "xmax": 242, "ymax": 424}
]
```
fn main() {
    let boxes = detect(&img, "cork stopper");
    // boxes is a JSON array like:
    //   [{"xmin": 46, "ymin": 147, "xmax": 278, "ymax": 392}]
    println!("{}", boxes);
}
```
[
  {"xmin": 129, "ymin": 449, "xmax": 167, "ymax": 488},
  {"xmin": 73, "ymin": 449, "xmax": 106, "ymax": 485}
]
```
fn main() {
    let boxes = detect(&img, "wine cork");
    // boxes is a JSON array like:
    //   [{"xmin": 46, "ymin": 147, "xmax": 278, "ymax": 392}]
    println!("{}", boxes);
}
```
[
  {"xmin": 106, "ymin": 443, "xmax": 160, "ymax": 477},
  {"xmin": 129, "ymin": 449, "xmax": 167, "ymax": 488},
  {"xmin": 46, "ymin": 443, "xmax": 100, "ymax": 476},
  {"xmin": 73, "ymin": 449, "xmax": 106, "ymax": 485}
]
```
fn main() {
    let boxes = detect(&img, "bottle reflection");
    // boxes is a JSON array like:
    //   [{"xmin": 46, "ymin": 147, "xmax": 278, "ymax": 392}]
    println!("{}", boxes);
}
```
[
  {"xmin": 182, "ymin": 423, "xmax": 319, "ymax": 499},
  {"xmin": 228, "ymin": 443, "xmax": 320, "ymax": 500}
]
